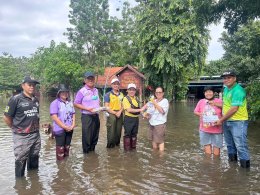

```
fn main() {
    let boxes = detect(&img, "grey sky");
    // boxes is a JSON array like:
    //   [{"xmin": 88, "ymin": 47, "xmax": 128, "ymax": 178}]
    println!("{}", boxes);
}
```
[{"xmin": 0, "ymin": 0, "xmax": 224, "ymax": 61}]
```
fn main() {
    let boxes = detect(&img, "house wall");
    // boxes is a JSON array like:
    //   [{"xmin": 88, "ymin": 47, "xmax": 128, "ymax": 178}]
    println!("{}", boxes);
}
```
[
  {"xmin": 118, "ymin": 69, "xmax": 142, "ymax": 90},
  {"xmin": 118, "ymin": 69, "xmax": 144, "ymax": 104}
]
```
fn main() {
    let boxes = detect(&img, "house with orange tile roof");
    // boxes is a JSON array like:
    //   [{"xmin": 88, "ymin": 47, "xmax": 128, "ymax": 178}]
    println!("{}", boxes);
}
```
[{"xmin": 96, "ymin": 64, "xmax": 146, "ymax": 104}]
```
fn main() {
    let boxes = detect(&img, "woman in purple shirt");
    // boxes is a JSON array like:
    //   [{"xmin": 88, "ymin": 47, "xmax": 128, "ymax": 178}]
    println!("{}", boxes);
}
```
[
  {"xmin": 50, "ymin": 84, "xmax": 76, "ymax": 160},
  {"xmin": 74, "ymin": 72, "xmax": 100, "ymax": 154}
]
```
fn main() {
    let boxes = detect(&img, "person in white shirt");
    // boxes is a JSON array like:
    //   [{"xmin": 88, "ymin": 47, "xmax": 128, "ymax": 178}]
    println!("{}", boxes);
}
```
[{"xmin": 143, "ymin": 87, "xmax": 169, "ymax": 151}]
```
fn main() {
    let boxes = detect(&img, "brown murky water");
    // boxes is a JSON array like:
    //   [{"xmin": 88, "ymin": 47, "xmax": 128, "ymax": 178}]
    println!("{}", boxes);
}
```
[{"xmin": 0, "ymin": 99, "xmax": 259, "ymax": 194}]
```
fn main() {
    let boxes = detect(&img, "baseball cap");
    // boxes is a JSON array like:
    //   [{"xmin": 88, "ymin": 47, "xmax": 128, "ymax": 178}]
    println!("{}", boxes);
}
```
[
  {"xmin": 127, "ymin": 83, "xmax": 136, "ymax": 89},
  {"xmin": 221, "ymin": 70, "xmax": 236, "ymax": 77},
  {"xmin": 22, "ymin": 76, "xmax": 40, "ymax": 84},
  {"xmin": 111, "ymin": 78, "xmax": 120, "ymax": 84},
  {"xmin": 84, "ymin": 71, "xmax": 95, "ymax": 78}
]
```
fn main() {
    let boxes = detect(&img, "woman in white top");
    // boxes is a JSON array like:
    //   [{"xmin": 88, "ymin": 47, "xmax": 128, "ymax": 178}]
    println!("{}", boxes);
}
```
[{"xmin": 144, "ymin": 87, "xmax": 169, "ymax": 151}]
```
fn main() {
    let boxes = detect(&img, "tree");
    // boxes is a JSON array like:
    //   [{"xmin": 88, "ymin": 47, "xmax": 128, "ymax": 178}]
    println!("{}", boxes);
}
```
[
  {"xmin": 216, "ymin": 0, "xmax": 260, "ymax": 34},
  {"xmin": 194, "ymin": 0, "xmax": 260, "ymax": 34},
  {"xmin": 135, "ymin": 0, "xmax": 209, "ymax": 100},
  {"xmin": 203, "ymin": 59, "xmax": 229, "ymax": 76},
  {"xmin": 28, "ymin": 41, "xmax": 85, "ymax": 92},
  {"xmin": 66, "ymin": 0, "xmax": 121, "ymax": 67},
  {"xmin": 246, "ymin": 81, "xmax": 260, "ymax": 121},
  {"xmin": 43, "ymin": 43, "xmax": 85, "ymax": 92},
  {"xmin": 220, "ymin": 21, "xmax": 260, "ymax": 120},
  {"xmin": 109, "ymin": 1, "xmax": 140, "ymax": 66},
  {"xmin": 0, "ymin": 53, "xmax": 28, "ymax": 91},
  {"xmin": 220, "ymin": 21, "xmax": 260, "ymax": 82}
]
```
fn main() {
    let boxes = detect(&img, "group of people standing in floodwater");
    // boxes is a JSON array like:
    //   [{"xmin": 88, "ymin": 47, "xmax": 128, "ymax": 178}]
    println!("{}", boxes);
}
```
[
  {"xmin": 3, "ymin": 69, "xmax": 250, "ymax": 178},
  {"xmin": 72, "ymin": 71, "xmax": 169, "ymax": 154}
]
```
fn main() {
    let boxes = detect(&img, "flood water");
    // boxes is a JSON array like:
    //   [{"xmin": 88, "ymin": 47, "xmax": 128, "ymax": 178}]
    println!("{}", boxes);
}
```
[{"xmin": 0, "ymin": 98, "xmax": 259, "ymax": 195}]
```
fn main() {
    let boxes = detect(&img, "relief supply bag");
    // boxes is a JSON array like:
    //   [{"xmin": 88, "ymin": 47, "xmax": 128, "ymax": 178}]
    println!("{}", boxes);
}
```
[{"xmin": 202, "ymin": 102, "xmax": 219, "ymax": 128}]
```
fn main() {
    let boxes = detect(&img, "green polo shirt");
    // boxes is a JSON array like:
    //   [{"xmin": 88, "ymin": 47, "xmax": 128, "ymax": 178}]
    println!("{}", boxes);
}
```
[{"xmin": 223, "ymin": 83, "xmax": 248, "ymax": 120}]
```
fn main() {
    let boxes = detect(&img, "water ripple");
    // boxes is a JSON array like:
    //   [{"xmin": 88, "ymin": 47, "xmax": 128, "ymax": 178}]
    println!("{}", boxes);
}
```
[{"xmin": 0, "ymin": 101, "xmax": 259, "ymax": 194}]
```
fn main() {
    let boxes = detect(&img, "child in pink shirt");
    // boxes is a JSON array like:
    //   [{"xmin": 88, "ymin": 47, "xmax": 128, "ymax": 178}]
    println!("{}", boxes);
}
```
[{"xmin": 194, "ymin": 86, "xmax": 223, "ymax": 156}]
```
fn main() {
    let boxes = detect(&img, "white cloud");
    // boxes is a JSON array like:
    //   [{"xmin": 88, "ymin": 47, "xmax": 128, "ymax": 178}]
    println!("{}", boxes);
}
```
[
  {"xmin": 207, "ymin": 20, "xmax": 226, "ymax": 61},
  {"xmin": 109, "ymin": 0, "xmax": 138, "ymax": 17},
  {"xmin": 109, "ymin": 0, "xmax": 121, "ymax": 17},
  {"xmin": 0, "ymin": 0, "xmax": 70, "ymax": 57},
  {"xmin": 0, "ymin": 0, "xmax": 225, "ymax": 61}
]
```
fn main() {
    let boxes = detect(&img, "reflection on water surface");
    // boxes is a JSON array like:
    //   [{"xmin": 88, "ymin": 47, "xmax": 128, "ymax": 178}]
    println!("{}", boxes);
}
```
[{"xmin": 0, "ymin": 100, "xmax": 259, "ymax": 194}]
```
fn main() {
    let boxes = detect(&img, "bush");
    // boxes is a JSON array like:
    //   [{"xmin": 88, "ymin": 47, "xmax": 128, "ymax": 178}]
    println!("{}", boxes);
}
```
[{"xmin": 246, "ymin": 80, "xmax": 260, "ymax": 121}]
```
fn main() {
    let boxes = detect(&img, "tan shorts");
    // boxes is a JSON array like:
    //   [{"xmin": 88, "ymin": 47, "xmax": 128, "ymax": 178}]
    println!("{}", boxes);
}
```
[{"xmin": 148, "ymin": 123, "xmax": 166, "ymax": 144}]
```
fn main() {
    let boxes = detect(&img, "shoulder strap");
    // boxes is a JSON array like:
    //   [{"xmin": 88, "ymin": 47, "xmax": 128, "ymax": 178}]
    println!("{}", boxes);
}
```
[
  {"xmin": 135, "ymin": 97, "xmax": 140, "ymax": 105},
  {"xmin": 125, "ymin": 95, "xmax": 133, "ymax": 106},
  {"xmin": 125, "ymin": 95, "xmax": 140, "ymax": 109}
]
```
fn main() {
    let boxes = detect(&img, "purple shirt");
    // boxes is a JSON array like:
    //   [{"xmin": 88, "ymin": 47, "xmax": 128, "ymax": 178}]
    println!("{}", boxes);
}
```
[
  {"xmin": 50, "ymin": 98, "xmax": 75, "ymax": 135},
  {"xmin": 74, "ymin": 85, "xmax": 100, "ymax": 114}
]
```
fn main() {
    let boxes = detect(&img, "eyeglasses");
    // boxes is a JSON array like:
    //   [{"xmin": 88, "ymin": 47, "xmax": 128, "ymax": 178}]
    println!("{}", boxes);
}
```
[{"xmin": 155, "ymin": 92, "xmax": 163, "ymax": 94}]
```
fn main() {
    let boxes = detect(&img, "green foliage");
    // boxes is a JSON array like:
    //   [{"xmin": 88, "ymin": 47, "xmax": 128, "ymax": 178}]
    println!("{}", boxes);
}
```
[
  {"xmin": 220, "ymin": 21, "xmax": 260, "ymax": 82},
  {"xmin": 66, "ymin": 0, "xmax": 121, "ymax": 66},
  {"xmin": 203, "ymin": 59, "xmax": 229, "ymax": 76},
  {"xmin": 216, "ymin": 0, "xmax": 260, "ymax": 34},
  {"xmin": 1, "ymin": 0, "xmax": 258, "ymax": 115},
  {"xmin": 28, "ymin": 41, "xmax": 85, "ymax": 92},
  {"xmin": 0, "ymin": 53, "xmax": 29, "ymax": 90},
  {"xmin": 220, "ymin": 21, "xmax": 260, "ymax": 120},
  {"xmin": 135, "ymin": 0, "xmax": 209, "ymax": 100},
  {"xmin": 109, "ymin": 2, "xmax": 140, "ymax": 66},
  {"xmin": 66, "ymin": 0, "xmax": 140, "ymax": 67},
  {"xmin": 246, "ymin": 81, "xmax": 260, "ymax": 121},
  {"xmin": 193, "ymin": 0, "xmax": 260, "ymax": 34}
]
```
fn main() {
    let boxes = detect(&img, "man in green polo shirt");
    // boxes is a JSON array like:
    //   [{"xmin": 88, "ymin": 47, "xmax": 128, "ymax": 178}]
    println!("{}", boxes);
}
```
[{"xmin": 215, "ymin": 70, "xmax": 250, "ymax": 168}]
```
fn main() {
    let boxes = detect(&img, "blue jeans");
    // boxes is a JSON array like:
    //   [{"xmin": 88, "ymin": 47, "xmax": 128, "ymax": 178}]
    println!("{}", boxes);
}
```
[{"xmin": 223, "ymin": 120, "xmax": 250, "ymax": 160}]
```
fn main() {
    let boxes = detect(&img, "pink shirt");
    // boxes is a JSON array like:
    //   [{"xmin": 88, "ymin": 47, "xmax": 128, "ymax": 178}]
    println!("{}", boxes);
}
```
[{"xmin": 194, "ymin": 98, "xmax": 223, "ymax": 133}]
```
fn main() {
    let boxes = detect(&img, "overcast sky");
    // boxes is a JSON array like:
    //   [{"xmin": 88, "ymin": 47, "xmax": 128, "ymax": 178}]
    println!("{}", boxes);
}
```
[{"xmin": 0, "ymin": 0, "xmax": 224, "ymax": 61}]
